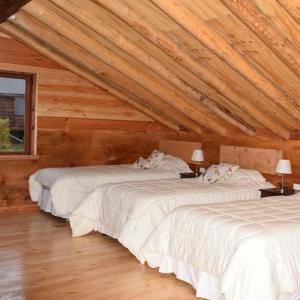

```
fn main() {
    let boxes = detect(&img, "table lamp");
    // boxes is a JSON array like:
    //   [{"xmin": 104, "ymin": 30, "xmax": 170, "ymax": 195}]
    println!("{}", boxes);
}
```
[
  {"xmin": 191, "ymin": 149, "xmax": 204, "ymax": 176},
  {"xmin": 275, "ymin": 159, "xmax": 292, "ymax": 193}
]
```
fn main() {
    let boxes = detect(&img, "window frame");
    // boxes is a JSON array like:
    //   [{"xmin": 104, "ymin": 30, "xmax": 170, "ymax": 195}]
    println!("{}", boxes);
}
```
[{"xmin": 0, "ymin": 71, "xmax": 34, "ymax": 155}]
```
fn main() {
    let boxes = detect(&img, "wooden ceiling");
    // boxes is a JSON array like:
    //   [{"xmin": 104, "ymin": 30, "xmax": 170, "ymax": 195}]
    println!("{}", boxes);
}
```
[{"xmin": 1, "ymin": 0, "xmax": 300, "ymax": 139}]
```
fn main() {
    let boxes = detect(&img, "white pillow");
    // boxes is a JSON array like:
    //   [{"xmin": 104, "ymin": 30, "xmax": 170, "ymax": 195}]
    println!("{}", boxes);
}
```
[
  {"xmin": 217, "ymin": 162, "xmax": 240, "ymax": 183},
  {"xmin": 201, "ymin": 162, "xmax": 239, "ymax": 183},
  {"xmin": 156, "ymin": 154, "xmax": 192, "ymax": 173},
  {"xmin": 147, "ymin": 150, "xmax": 165, "ymax": 168},
  {"xmin": 200, "ymin": 164, "xmax": 218, "ymax": 183},
  {"xmin": 132, "ymin": 157, "xmax": 150, "ymax": 169},
  {"xmin": 223, "ymin": 168, "xmax": 267, "ymax": 185}
]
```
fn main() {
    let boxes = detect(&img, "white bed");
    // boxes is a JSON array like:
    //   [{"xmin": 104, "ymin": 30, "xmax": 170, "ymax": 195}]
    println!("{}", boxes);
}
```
[
  {"xmin": 69, "ymin": 173, "xmax": 273, "ymax": 263},
  {"xmin": 142, "ymin": 195, "xmax": 300, "ymax": 300}
]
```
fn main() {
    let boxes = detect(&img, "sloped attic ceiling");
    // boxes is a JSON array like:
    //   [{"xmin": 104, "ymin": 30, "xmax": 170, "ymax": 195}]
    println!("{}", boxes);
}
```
[{"xmin": 1, "ymin": 0, "xmax": 300, "ymax": 139}]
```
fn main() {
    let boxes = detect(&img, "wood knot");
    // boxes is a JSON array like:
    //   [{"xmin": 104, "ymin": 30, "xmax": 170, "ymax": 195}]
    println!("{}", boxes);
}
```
[{"xmin": 0, "ymin": 192, "xmax": 7, "ymax": 206}]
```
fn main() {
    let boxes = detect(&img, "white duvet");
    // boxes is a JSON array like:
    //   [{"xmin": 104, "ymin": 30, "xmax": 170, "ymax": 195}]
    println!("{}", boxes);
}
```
[
  {"xmin": 29, "ymin": 165, "xmax": 180, "ymax": 217},
  {"xmin": 70, "ymin": 178, "xmax": 273, "ymax": 262},
  {"xmin": 142, "ymin": 195, "xmax": 300, "ymax": 300}
]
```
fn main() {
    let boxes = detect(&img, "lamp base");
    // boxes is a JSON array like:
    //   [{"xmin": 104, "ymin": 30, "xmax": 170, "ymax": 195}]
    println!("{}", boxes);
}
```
[
  {"xmin": 280, "ymin": 174, "xmax": 285, "ymax": 194},
  {"xmin": 194, "ymin": 164, "xmax": 201, "ymax": 177}
]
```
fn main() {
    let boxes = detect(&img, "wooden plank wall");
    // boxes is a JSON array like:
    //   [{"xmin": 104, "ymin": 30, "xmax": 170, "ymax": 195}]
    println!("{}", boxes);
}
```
[{"xmin": 0, "ymin": 36, "xmax": 177, "ymax": 208}]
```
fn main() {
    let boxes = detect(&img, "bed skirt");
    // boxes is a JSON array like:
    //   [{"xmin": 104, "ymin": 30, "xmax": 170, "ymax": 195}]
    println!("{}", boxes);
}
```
[
  {"xmin": 29, "ymin": 174, "xmax": 69, "ymax": 218},
  {"xmin": 158, "ymin": 256, "xmax": 300, "ymax": 300},
  {"xmin": 37, "ymin": 187, "xmax": 69, "ymax": 219}
]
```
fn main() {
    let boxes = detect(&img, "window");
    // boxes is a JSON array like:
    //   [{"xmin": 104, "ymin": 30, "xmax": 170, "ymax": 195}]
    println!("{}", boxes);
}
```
[{"xmin": 0, "ymin": 72, "xmax": 34, "ymax": 155}]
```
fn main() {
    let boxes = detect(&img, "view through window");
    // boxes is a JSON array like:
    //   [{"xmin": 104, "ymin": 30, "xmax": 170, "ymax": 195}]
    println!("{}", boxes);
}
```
[{"xmin": 0, "ymin": 72, "xmax": 33, "ymax": 154}]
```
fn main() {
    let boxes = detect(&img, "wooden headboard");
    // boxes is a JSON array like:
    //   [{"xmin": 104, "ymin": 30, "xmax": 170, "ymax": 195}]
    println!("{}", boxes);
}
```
[
  {"xmin": 220, "ymin": 145, "xmax": 283, "ymax": 175},
  {"xmin": 159, "ymin": 140, "xmax": 202, "ymax": 163}
]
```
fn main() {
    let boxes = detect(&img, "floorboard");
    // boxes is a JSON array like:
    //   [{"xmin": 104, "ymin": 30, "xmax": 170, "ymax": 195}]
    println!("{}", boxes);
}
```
[{"xmin": 0, "ymin": 211, "xmax": 201, "ymax": 300}]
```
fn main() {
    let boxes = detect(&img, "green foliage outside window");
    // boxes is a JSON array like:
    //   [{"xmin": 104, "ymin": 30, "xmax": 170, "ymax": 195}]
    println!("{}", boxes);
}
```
[{"xmin": 0, "ymin": 118, "xmax": 12, "ymax": 150}]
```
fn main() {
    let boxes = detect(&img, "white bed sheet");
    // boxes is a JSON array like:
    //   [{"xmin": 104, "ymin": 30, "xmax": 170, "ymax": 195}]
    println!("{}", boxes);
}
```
[
  {"xmin": 29, "ymin": 164, "xmax": 180, "ymax": 218},
  {"xmin": 70, "ymin": 178, "xmax": 273, "ymax": 262},
  {"xmin": 142, "ymin": 195, "xmax": 300, "ymax": 300}
]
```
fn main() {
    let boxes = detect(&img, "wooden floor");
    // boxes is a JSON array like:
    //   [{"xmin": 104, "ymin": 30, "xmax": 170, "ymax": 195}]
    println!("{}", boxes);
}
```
[{"xmin": 0, "ymin": 211, "xmax": 201, "ymax": 300}]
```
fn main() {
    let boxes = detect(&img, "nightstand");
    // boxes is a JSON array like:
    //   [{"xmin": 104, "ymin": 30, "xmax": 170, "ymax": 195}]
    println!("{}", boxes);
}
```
[
  {"xmin": 259, "ymin": 188, "xmax": 295, "ymax": 198},
  {"xmin": 180, "ymin": 172, "xmax": 198, "ymax": 178}
]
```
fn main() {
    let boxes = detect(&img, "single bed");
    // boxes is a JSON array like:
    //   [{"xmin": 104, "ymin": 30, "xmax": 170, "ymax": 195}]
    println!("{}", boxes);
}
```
[
  {"xmin": 142, "ymin": 195, "xmax": 300, "ymax": 300},
  {"xmin": 29, "ymin": 140, "xmax": 199, "ymax": 218},
  {"xmin": 69, "ymin": 170, "xmax": 274, "ymax": 263}
]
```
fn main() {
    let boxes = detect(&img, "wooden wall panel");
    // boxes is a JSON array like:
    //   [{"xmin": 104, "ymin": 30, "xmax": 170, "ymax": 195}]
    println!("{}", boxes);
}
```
[
  {"xmin": 38, "ymin": 95, "xmax": 150, "ymax": 121},
  {"xmin": 0, "ymin": 36, "xmax": 174, "ymax": 208}
]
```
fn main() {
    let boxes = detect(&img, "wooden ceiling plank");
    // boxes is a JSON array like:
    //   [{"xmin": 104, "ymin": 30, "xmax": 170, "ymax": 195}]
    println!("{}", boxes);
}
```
[
  {"xmin": 220, "ymin": 0, "xmax": 300, "ymax": 81},
  {"xmin": 150, "ymin": 0, "xmax": 300, "ymax": 126},
  {"xmin": 1, "ymin": 17, "xmax": 204, "ymax": 135},
  {"xmin": 0, "ymin": 22, "xmax": 180, "ymax": 133},
  {"xmin": 107, "ymin": 3, "xmax": 261, "ymax": 129},
  {"xmin": 12, "ymin": 12, "xmax": 204, "ymax": 136},
  {"xmin": 96, "ymin": 0, "xmax": 290, "ymax": 140},
  {"xmin": 277, "ymin": 0, "xmax": 300, "ymax": 25},
  {"xmin": 50, "ymin": 0, "xmax": 205, "ymax": 101},
  {"xmin": 24, "ymin": 1, "xmax": 226, "ymax": 136},
  {"xmin": 47, "ymin": 0, "xmax": 257, "ymax": 136},
  {"xmin": 168, "ymin": 24, "xmax": 299, "ymax": 131},
  {"xmin": 0, "ymin": 0, "xmax": 31, "ymax": 23},
  {"xmin": 139, "ymin": 31, "xmax": 261, "ymax": 130}
]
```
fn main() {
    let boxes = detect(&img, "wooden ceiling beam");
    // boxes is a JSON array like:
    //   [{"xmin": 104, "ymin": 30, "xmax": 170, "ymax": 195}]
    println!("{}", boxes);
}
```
[
  {"xmin": 0, "ymin": 0, "xmax": 31, "ymax": 23},
  {"xmin": 2, "ymin": 15, "xmax": 204, "ymax": 135},
  {"xmin": 0, "ymin": 22, "xmax": 180, "ymax": 133},
  {"xmin": 201, "ymin": 96, "xmax": 256, "ymax": 136},
  {"xmin": 96, "ymin": 0, "xmax": 290, "ymax": 140},
  {"xmin": 47, "ymin": 0, "xmax": 256, "ymax": 136},
  {"xmin": 150, "ymin": 0, "xmax": 300, "ymax": 126},
  {"xmin": 220, "ymin": 0, "xmax": 300, "ymax": 81},
  {"xmin": 24, "ymin": 1, "xmax": 226, "ymax": 137}
]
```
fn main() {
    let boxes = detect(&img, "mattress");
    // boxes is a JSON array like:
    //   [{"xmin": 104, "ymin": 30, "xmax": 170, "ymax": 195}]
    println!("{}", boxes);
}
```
[
  {"xmin": 29, "ymin": 164, "xmax": 180, "ymax": 218},
  {"xmin": 142, "ymin": 195, "xmax": 300, "ymax": 300},
  {"xmin": 70, "ymin": 178, "xmax": 273, "ymax": 262}
]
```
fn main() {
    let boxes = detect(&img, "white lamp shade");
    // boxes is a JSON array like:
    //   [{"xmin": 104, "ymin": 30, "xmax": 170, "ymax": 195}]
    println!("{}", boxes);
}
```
[
  {"xmin": 276, "ymin": 159, "xmax": 292, "ymax": 174},
  {"xmin": 191, "ymin": 149, "xmax": 204, "ymax": 162}
]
